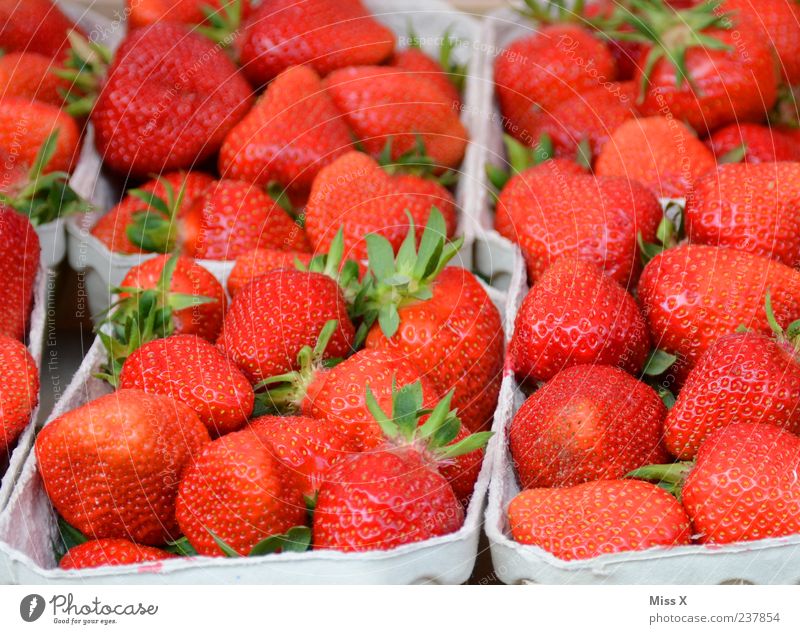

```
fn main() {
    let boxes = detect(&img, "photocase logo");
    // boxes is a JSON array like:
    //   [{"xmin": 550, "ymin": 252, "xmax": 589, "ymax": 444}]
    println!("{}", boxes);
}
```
[{"xmin": 20, "ymin": 594, "xmax": 45, "ymax": 622}]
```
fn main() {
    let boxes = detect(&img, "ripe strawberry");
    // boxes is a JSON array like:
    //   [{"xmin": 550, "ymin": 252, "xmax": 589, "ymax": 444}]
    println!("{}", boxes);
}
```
[
  {"xmin": 120, "ymin": 255, "xmax": 227, "ymax": 342},
  {"xmin": 494, "ymin": 25, "xmax": 615, "ymax": 146},
  {"xmin": 0, "ymin": 0, "xmax": 81, "ymax": 59},
  {"xmin": 324, "ymin": 67, "xmax": 468, "ymax": 170},
  {"xmin": 537, "ymin": 82, "xmax": 638, "ymax": 161},
  {"xmin": 685, "ymin": 163, "xmax": 800, "ymax": 267},
  {"xmin": 595, "ymin": 116, "xmax": 716, "ymax": 199},
  {"xmin": 235, "ymin": 0, "xmax": 394, "ymax": 86},
  {"xmin": 705, "ymin": 123, "xmax": 800, "ymax": 164},
  {"xmin": 634, "ymin": 423, "xmax": 800, "ymax": 544},
  {"xmin": 127, "ymin": 0, "xmax": 253, "ymax": 30},
  {"xmin": 91, "ymin": 171, "xmax": 214, "ymax": 255},
  {"xmin": 638, "ymin": 244, "xmax": 800, "ymax": 382},
  {"xmin": 36, "ymin": 389, "xmax": 211, "ymax": 545},
  {"xmin": 217, "ymin": 269, "xmax": 355, "ymax": 384},
  {"xmin": 495, "ymin": 166, "xmax": 662, "ymax": 287},
  {"xmin": 0, "ymin": 52, "xmax": 69, "ymax": 106},
  {"xmin": 248, "ymin": 415, "xmax": 349, "ymax": 497},
  {"xmin": 616, "ymin": 1, "xmax": 777, "ymax": 133},
  {"xmin": 360, "ymin": 213, "xmax": 504, "ymax": 433},
  {"xmin": 0, "ymin": 335, "xmax": 38, "ymax": 456},
  {"xmin": 304, "ymin": 151, "xmax": 456, "ymax": 260},
  {"xmin": 665, "ymin": 332, "xmax": 800, "ymax": 460},
  {"xmin": 389, "ymin": 45, "xmax": 462, "ymax": 110},
  {"xmin": 89, "ymin": 23, "xmax": 252, "ymax": 177},
  {"xmin": 508, "ymin": 480, "xmax": 691, "ymax": 560},
  {"xmin": 226, "ymin": 248, "xmax": 313, "ymax": 297},
  {"xmin": 59, "ymin": 538, "xmax": 176, "ymax": 570},
  {"xmin": 219, "ymin": 65, "xmax": 352, "ymax": 198},
  {"xmin": 0, "ymin": 209, "xmax": 39, "ymax": 341},
  {"xmin": 0, "ymin": 98, "xmax": 80, "ymax": 180},
  {"xmin": 510, "ymin": 259, "xmax": 650, "ymax": 383},
  {"xmin": 312, "ymin": 383, "xmax": 490, "ymax": 552},
  {"xmin": 119, "ymin": 334, "xmax": 255, "ymax": 437},
  {"xmin": 176, "ymin": 427, "xmax": 307, "ymax": 556},
  {"xmin": 510, "ymin": 365, "xmax": 667, "ymax": 489}
]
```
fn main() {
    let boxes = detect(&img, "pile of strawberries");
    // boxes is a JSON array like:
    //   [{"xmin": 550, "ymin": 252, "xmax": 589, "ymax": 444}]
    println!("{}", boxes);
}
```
[{"xmin": 497, "ymin": 0, "xmax": 800, "ymax": 561}]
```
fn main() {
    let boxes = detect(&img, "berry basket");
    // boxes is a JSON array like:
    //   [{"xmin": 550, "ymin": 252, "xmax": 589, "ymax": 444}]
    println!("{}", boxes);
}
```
[{"xmin": 65, "ymin": 0, "xmax": 488, "ymax": 318}]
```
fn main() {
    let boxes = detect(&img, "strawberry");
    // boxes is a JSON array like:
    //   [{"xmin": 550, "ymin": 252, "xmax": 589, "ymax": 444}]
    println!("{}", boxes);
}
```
[
  {"xmin": 90, "ymin": 171, "xmax": 214, "ymax": 255},
  {"xmin": 705, "ymin": 123, "xmax": 800, "ymax": 164},
  {"xmin": 127, "ymin": 0, "xmax": 253, "ymax": 30},
  {"xmin": 324, "ymin": 67, "xmax": 468, "ymax": 170},
  {"xmin": 594, "ymin": 116, "xmax": 716, "ymax": 199},
  {"xmin": 226, "ymin": 248, "xmax": 313, "ymax": 297},
  {"xmin": 234, "ymin": 0, "xmax": 394, "ymax": 86},
  {"xmin": 510, "ymin": 364, "xmax": 667, "ymax": 489},
  {"xmin": 59, "ymin": 538, "xmax": 176, "ymax": 570},
  {"xmin": 665, "ymin": 332, "xmax": 800, "ymax": 460},
  {"xmin": 494, "ymin": 24, "xmax": 616, "ymax": 146},
  {"xmin": 508, "ymin": 480, "xmax": 691, "ymax": 560},
  {"xmin": 217, "ymin": 268, "xmax": 355, "ymax": 384},
  {"xmin": 685, "ymin": 163, "xmax": 800, "ymax": 267},
  {"xmin": 0, "ymin": 335, "xmax": 38, "ymax": 456},
  {"xmin": 247, "ymin": 415, "xmax": 349, "ymax": 497},
  {"xmin": 85, "ymin": 23, "xmax": 252, "ymax": 177},
  {"xmin": 613, "ymin": 1, "xmax": 778, "ymax": 133},
  {"xmin": 360, "ymin": 212, "xmax": 504, "ymax": 433},
  {"xmin": 176, "ymin": 427, "xmax": 307, "ymax": 556},
  {"xmin": 0, "ymin": 0, "xmax": 81, "ymax": 59},
  {"xmin": 509, "ymin": 259, "xmax": 651, "ymax": 383},
  {"xmin": 0, "ymin": 209, "xmax": 39, "ymax": 340},
  {"xmin": 119, "ymin": 334, "xmax": 254, "ymax": 437},
  {"xmin": 638, "ymin": 244, "xmax": 800, "ymax": 382},
  {"xmin": 633, "ymin": 423, "xmax": 800, "ymax": 544},
  {"xmin": 218, "ymin": 65, "xmax": 353, "ymax": 198},
  {"xmin": 36, "ymin": 389, "xmax": 211, "ymax": 545},
  {"xmin": 312, "ymin": 382, "xmax": 491, "ymax": 552},
  {"xmin": 389, "ymin": 41, "xmax": 463, "ymax": 110},
  {"xmin": 0, "ymin": 52, "xmax": 69, "ymax": 107},
  {"xmin": 304, "ymin": 151, "xmax": 456, "ymax": 261},
  {"xmin": 495, "ymin": 165, "xmax": 662, "ymax": 287}
]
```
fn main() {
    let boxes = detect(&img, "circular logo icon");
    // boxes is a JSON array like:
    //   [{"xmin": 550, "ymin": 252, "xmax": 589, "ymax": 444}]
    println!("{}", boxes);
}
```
[{"xmin": 20, "ymin": 594, "xmax": 45, "ymax": 622}]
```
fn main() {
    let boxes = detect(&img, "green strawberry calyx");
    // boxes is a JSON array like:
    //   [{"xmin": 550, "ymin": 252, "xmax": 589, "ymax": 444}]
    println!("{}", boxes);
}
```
[
  {"xmin": 638, "ymin": 201, "xmax": 685, "ymax": 265},
  {"xmin": 195, "ymin": 0, "xmax": 246, "ymax": 46},
  {"xmin": 125, "ymin": 176, "xmax": 190, "ymax": 254},
  {"xmin": 208, "ymin": 525, "xmax": 312, "ymax": 557},
  {"xmin": 365, "ymin": 379, "xmax": 492, "ymax": 463},
  {"xmin": 294, "ymin": 228, "xmax": 363, "ymax": 309},
  {"xmin": 94, "ymin": 254, "xmax": 216, "ymax": 386},
  {"xmin": 406, "ymin": 22, "xmax": 467, "ymax": 94},
  {"xmin": 485, "ymin": 133, "xmax": 555, "ymax": 192},
  {"xmin": 627, "ymin": 461, "xmax": 694, "ymax": 500},
  {"xmin": 764, "ymin": 290, "xmax": 800, "ymax": 351},
  {"xmin": 377, "ymin": 137, "xmax": 458, "ymax": 186},
  {"xmin": 56, "ymin": 31, "xmax": 113, "ymax": 117},
  {"xmin": 355, "ymin": 208, "xmax": 463, "ymax": 340},
  {"xmin": 0, "ymin": 130, "xmax": 90, "ymax": 226}
]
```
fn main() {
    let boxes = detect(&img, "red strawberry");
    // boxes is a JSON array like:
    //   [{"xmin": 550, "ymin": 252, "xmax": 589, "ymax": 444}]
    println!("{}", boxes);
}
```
[
  {"xmin": 304, "ymin": 151, "xmax": 456, "ymax": 260},
  {"xmin": 176, "ymin": 427, "xmax": 307, "ymax": 556},
  {"xmin": 324, "ymin": 67, "xmax": 468, "ymax": 170},
  {"xmin": 508, "ymin": 480, "xmax": 691, "ymax": 560},
  {"xmin": 218, "ymin": 65, "xmax": 353, "ymax": 198},
  {"xmin": 494, "ymin": 25, "xmax": 615, "ymax": 146},
  {"xmin": 119, "ymin": 334, "xmax": 254, "ymax": 437},
  {"xmin": 595, "ymin": 116, "xmax": 716, "ymax": 199},
  {"xmin": 638, "ymin": 244, "xmax": 800, "ymax": 382},
  {"xmin": 248, "ymin": 415, "xmax": 349, "ymax": 497},
  {"xmin": 0, "ymin": 335, "xmax": 38, "ymax": 456},
  {"xmin": 60, "ymin": 538, "xmax": 176, "ymax": 570},
  {"xmin": 705, "ymin": 123, "xmax": 800, "ymax": 164},
  {"xmin": 495, "ymin": 166, "xmax": 662, "ymax": 287},
  {"xmin": 235, "ymin": 0, "xmax": 394, "ymax": 86},
  {"xmin": 0, "ymin": 0, "xmax": 81, "ymax": 59},
  {"xmin": 510, "ymin": 259, "xmax": 650, "ymax": 383},
  {"xmin": 685, "ymin": 163, "xmax": 800, "ymax": 267},
  {"xmin": 389, "ymin": 46, "xmax": 462, "ymax": 110},
  {"xmin": 127, "ymin": 0, "xmax": 253, "ymax": 29},
  {"xmin": 361, "ymin": 214, "xmax": 504, "ymax": 433},
  {"xmin": 0, "ymin": 52, "xmax": 69, "ymax": 106},
  {"xmin": 0, "ymin": 209, "xmax": 39, "ymax": 341},
  {"xmin": 91, "ymin": 23, "xmax": 253, "ymax": 177},
  {"xmin": 91, "ymin": 171, "xmax": 214, "ymax": 255},
  {"xmin": 120, "ymin": 255, "xmax": 227, "ymax": 342},
  {"xmin": 665, "ymin": 332, "xmax": 800, "ymax": 460},
  {"xmin": 217, "ymin": 269, "xmax": 355, "ymax": 384},
  {"xmin": 226, "ymin": 248, "xmax": 313, "ymax": 297},
  {"xmin": 510, "ymin": 364, "xmax": 667, "ymax": 489},
  {"xmin": 36, "ymin": 389, "xmax": 211, "ymax": 545}
]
